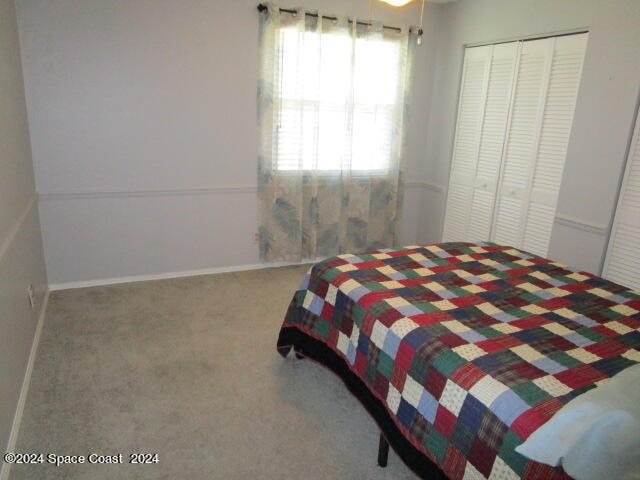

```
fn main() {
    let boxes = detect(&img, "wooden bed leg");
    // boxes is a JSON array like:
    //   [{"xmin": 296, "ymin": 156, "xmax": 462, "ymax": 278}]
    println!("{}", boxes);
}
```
[{"xmin": 377, "ymin": 433, "xmax": 389, "ymax": 467}]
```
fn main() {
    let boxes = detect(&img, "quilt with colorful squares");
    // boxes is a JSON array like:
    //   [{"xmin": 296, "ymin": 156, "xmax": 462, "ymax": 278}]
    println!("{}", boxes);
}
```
[{"xmin": 279, "ymin": 242, "xmax": 640, "ymax": 480}]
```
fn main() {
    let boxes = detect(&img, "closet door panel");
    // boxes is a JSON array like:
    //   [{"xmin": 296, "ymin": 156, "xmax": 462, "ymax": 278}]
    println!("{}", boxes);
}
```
[
  {"xmin": 468, "ymin": 42, "xmax": 519, "ymax": 241},
  {"xmin": 493, "ymin": 38, "xmax": 553, "ymax": 247},
  {"xmin": 604, "ymin": 107, "xmax": 640, "ymax": 290},
  {"xmin": 442, "ymin": 46, "xmax": 492, "ymax": 241},
  {"xmin": 523, "ymin": 33, "xmax": 588, "ymax": 256}
]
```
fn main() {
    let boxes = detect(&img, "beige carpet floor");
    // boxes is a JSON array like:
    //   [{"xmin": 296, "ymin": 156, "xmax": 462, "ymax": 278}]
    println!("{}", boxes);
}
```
[{"xmin": 10, "ymin": 266, "xmax": 417, "ymax": 479}]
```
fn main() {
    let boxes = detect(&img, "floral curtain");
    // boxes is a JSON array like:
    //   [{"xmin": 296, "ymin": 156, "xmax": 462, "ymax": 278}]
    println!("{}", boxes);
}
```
[{"xmin": 257, "ymin": 3, "xmax": 415, "ymax": 262}]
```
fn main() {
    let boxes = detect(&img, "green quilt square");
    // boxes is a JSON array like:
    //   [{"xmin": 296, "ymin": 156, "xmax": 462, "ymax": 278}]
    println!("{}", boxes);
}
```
[
  {"xmin": 409, "ymin": 357, "xmax": 430, "ymax": 385},
  {"xmin": 424, "ymin": 428, "xmax": 448, "ymax": 462},
  {"xmin": 414, "ymin": 302, "xmax": 439, "ymax": 313},
  {"xmin": 364, "ymin": 282, "xmax": 389, "ymax": 292},
  {"xmin": 511, "ymin": 381, "xmax": 551, "ymax": 406},
  {"xmin": 403, "ymin": 269, "xmax": 422, "ymax": 279},
  {"xmin": 600, "ymin": 308, "xmax": 621, "ymax": 320},
  {"xmin": 577, "ymin": 327, "xmax": 604, "ymax": 343},
  {"xmin": 313, "ymin": 318, "xmax": 331, "ymax": 338},
  {"xmin": 432, "ymin": 350, "xmax": 466, "ymax": 377},
  {"xmin": 377, "ymin": 351, "xmax": 394, "ymax": 379},
  {"xmin": 322, "ymin": 268, "xmax": 342, "ymax": 282},
  {"xmin": 548, "ymin": 351, "xmax": 581, "ymax": 369},
  {"xmin": 508, "ymin": 308, "xmax": 531, "ymax": 319},
  {"xmin": 498, "ymin": 430, "xmax": 527, "ymax": 475},
  {"xmin": 476, "ymin": 326, "xmax": 502, "ymax": 339},
  {"xmin": 352, "ymin": 304, "xmax": 366, "ymax": 328}
]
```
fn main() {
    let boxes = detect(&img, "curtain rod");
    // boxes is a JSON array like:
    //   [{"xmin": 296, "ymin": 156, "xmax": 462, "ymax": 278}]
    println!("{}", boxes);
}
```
[{"xmin": 256, "ymin": 3, "xmax": 422, "ymax": 35}]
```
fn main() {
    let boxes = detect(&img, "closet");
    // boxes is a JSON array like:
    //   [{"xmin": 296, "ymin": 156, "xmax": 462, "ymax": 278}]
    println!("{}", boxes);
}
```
[
  {"xmin": 603, "ymin": 106, "xmax": 640, "ymax": 290},
  {"xmin": 442, "ymin": 33, "xmax": 588, "ymax": 257}
]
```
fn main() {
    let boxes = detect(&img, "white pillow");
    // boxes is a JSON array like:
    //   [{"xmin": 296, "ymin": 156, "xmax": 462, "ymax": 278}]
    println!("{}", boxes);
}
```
[{"xmin": 515, "ymin": 363, "xmax": 640, "ymax": 480}]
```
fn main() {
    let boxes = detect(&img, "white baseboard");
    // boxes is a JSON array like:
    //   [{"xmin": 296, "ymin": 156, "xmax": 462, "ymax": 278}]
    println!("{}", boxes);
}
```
[
  {"xmin": 49, "ymin": 261, "xmax": 312, "ymax": 291},
  {"xmin": 0, "ymin": 290, "xmax": 50, "ymax": 480}
]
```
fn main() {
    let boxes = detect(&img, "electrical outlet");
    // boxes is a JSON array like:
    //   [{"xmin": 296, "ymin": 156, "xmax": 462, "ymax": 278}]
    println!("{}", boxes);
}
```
[{"xmin": 27, "ymin": 284, "xmax": 35, "ymax": 310}]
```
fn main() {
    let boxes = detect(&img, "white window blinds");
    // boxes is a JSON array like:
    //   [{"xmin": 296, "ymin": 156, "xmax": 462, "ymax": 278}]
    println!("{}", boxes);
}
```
[
  {"xmin": 443, "ymin": 33, "xmax": 588, "ymax": 257},
  {"xmin": 603, "ymin": 107, "xmax": 640, "ymax": 290},
  {"xmin": 274, "ymin": 27, "xmax": 403, "ymax": 172}
]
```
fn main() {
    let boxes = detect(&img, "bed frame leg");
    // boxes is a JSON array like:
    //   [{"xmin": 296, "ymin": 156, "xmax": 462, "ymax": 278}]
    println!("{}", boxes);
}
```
[{"xmin": 377, "ymin": 433, "xmax": 389, "ymax": 467}]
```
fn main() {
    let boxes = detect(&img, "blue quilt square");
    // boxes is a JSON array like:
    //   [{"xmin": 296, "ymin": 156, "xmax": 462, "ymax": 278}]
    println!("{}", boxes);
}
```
[
  {"xmin": 572, "ymin": 315, "xmax": 599, "ymax": 328},
  {"xmin": 563, "ymin": 332, "xmax": 594, "ymax": 347},
  {"xmin": 417, "ymin": 390, "xmax": 438, "ymax": 423},
  {"xmin": 404, "ymin": 328, "xmax": 433, "ymax": 349},
  {"xmin": 388, "ymin": 271, "xmax": 408, "ymax": 280},
  {"xmin": 382, "ymin": 331, "xmax": 402, "ymax": 359},
  {"xmin": 532, "ymin": 357, "xmax": 566, "ymax": 374},
  {"xmin": 347, "ymin": 343, "xmax": 356, "ymax": 365},
  {"xmin": 490, "ymin": 389, "xmax": 530, "ymax": 426},
  {"xmin": 298, "ymin": 273, "xmax": 310, "ymax": 290},
  {"xmin": 309, "ymin": 295, "xmax": 324, "ymax": 316},
  {"xmin": 397, "ymin": 398, "xmax": 417, "ymax": 428},
  {"xmin": 458, "ymin": 330, "xmax": 487, "ymax": 344},
  {"xmin": 357, "ymin": 333, "xmax": 370, "ymax": 355},
  {"xmin": 397, "ymin": 304, "xmax": 424, "ymax": 317},
  {"xmin": 350, "ymin": 286, "xmax": 370, "ymax": 302},
  {"xmin": 457, "ymin": 396, "xmax": 485, "ymax": 434},
  {"xmin": 492, "ymin": 312, "xmax": 518, "ymax": 323}
]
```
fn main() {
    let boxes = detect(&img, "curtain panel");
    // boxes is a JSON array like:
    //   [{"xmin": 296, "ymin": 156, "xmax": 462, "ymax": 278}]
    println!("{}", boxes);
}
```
[{"xmin": 257, "ymin": 3, "xmax": 415, "ymax": 262}]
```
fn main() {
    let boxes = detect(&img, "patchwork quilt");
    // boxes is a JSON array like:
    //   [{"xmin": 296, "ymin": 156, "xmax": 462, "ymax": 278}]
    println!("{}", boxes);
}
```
[{"xmin": 278, "ymin": 242, "xmax": 640, "ymax": 480}]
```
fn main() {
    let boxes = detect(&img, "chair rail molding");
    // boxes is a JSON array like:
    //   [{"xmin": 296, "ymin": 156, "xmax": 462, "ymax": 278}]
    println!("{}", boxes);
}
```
[
  {"xmin": 554, "ymin": 213, "xmax": 608, "ymax": 236},
  {"xmin": 0, "ymin": 195, "xmax": 37, "ymax": 263},
  {"xmin": 38, "ymin": 185, "xmax": 258, "ymax": 201}
]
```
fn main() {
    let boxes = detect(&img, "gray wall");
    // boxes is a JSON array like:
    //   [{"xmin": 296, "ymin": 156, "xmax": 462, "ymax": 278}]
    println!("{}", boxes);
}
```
[
  {"xmin": 17, "ymin": 0, "xmax": 443, "ymax": 285},
  {"xmin": 425, "ymin": 0, "xmax": 640, "ymax": 273},
  {"xmin": 17, "ymin": 0, "xmax": 640, "ymax": 285},
  {"xmin": 0, "ymin": 0, "xmax": 47, "ymax": 459}
]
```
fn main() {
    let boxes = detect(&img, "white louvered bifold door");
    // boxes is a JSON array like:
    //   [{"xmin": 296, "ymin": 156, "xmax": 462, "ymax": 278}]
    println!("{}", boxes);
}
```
[
  {"xmin": 604, "ymin": 107, "xmax": 640, "ymax": 290},
  {"xmin": 443, "ymin": 43, "xmax": 518, "ymax": 242},
  {"xmin": 522, "ymin": 33, "xmax": 588, "ymax": 256},
  {"xmin": 492, "ymin": 38, "xmax": 554, "ymax": 248},
  {"xmin": 492, "ymin": 33, "xmax": 587, "ymax": 255},
  {"xmin": 468, "ymin": 42, "xmax": 520, "ymax": 241},
  {"xmin": 442, "ymin": 45, "xmax": 492, "ymax": 241}
]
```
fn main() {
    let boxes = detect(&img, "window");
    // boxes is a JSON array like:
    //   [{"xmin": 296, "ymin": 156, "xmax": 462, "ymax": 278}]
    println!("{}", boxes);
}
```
[
  {"xmin": 273, "ymin": 26, "xmax": 403, "ymax": 173},
  {"xmin": 257, "ymin": 6, "xmax": 414, "ymax": 262}
]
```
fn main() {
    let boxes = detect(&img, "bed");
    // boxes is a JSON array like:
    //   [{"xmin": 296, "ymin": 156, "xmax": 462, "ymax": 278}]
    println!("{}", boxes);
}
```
[{"xmin": 276, "ymin": 242, "xmax": 640, "ymax": 479}]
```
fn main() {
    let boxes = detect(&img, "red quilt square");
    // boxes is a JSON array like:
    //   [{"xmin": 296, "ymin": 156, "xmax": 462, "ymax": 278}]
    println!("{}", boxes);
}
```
[
  {"xmin": 450, "ymin": 363, "xmax": 486, "ymax": 390},
  {"xmin": 450, "ymin": 295, "xmax": 485, "ymax": 308},
  {"xmin": 379, "ymin": 308, "xmax": 405, "ymax": 326},
  {"xmin": 476, "ymin": 335, "xmax": 522, "ymax": 353},
  {"xmin": 538, "ymin": 297, "xmax": 573, "ymax": 310},
  {"xmin": 512, "ymin": 316, "xmax": 547, "ymax": 329},
  {"xmin": 508, "ymin": 267, "xmax": 533, "ymax": 277},
  {"xmin": 440, "ymin": 333, "xmax": 468, "ymax": 349},
  {"xmin": 394, "ymin": 342, "xmax": 416, "ymax": 373},
  {"xmin": 555, "ymin": 364, "xmax": 606, "ymax": 389},
  {"xmin": 511, "ymin": 407, "xmax": 546, "ymax": 439},
  {"xmin": 545, "ymin": 336, "xmax": 577, "ymax": 351},
  {"xmin": 373, "ymin": 372, "xmax": 389, "ymax": 399},
  {"xmin": 413, "ymin": 310, "xmax": 453, "ymax": 326},
  {"xmin": 626, "ymin": 299, "xmax": 640, "ymax": 310},
  {"xmin": 426, "ymin": 367, "xmax": 447, "ymax": 399},
  {"xmin": 359, "ymin": 289, "xmax": 397, "ymax": 309},
  {"xmin": 586, "ymin": 338, "xmax": 627, "ymax": 357},
  {"xmin": 320, "ymin": 302, "xmax": 334, "ymax": 320},
  {"xmin": 434, "ymin": 404, "xmax": 457, "ymax": 438},
  {"xmin": 592, "ymin": 324, "xmax": 619, "ymax": 338},
  {"xmin": 443, "ymin": 445, "xmax": 467, "ymax": 480},
  {"xmin": 467, "ymin": 437, "xmax": 495, "ymax": 478}
]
